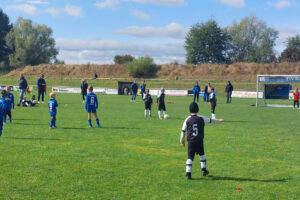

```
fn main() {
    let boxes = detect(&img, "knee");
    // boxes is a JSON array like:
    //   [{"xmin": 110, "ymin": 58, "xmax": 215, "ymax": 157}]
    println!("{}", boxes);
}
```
[{"xmin": 186, "ymin": 159, "xmax": 193, "ymax": 165}]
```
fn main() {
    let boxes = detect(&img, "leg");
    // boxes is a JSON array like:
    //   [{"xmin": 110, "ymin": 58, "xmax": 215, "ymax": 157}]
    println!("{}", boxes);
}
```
[
  {"xmin": 227, "ymin": 92, "xmax": 229, "ymax": 103},
  {"xmin": 38, "ymin": 89, "xmax": 41, "ymax": 102},
  {"xmin": 196, "ymin": 94, "xmax": 199, "ymax": 103},
  {"xmin": 53, "ymin": 116, "xmax": 57, "ymax": 127},
  {"xmin": 158, "ymin": 109, "xmax": 161, "ymax": 119},
  {"xmin": 294, "ymin": 101, "xmax": 296, "ymax": 108},
  {"xmin": 211, "ymin": 104, "xmax": 216, "ymax": 119},
  {"xmin": 94, "ymin": 112, "xmax": 101, "ymax": 128},
  {"xmin": 229, "ymin": 92, "xmax": 232, "ymax": 103},
  {"xmin": 297, "ymin": 101, "xmax": 299, "ymax": 108},
  {"xmin": 186, "ymin": 142, "xmax": 196, "ymax": 179},
  {"xmin": 193, "ymin": 94, "xmax": 196, "ymax": 102},
  {"xmin": 18, "ymin": 89, "xmax": 25, "ymax": 106},
  {"xmin": 163, "ymin": 105, "xmax": 167, "ymax": 117},
  {"xmin": 198, "ymin": 139, "xmax": 209, "ymax": 176},
  {"xmin": 8, "ymin": 110, "xmax": 12, "ymax": 123},
  {"xmin": 0, "ymin": 121, "xmax": 3, "ymax": 136},
  {"xmin": 88, "ymin": 112, "xmax": 92, "ymax": 127},
  {"xmin": 41, "ymin": 90, "xmax": 44, "ymax": 102}
]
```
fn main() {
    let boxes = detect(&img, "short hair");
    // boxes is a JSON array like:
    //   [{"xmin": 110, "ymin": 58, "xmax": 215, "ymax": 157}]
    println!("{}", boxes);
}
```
[
  {"xmin": 189, "ymin": 102, "xmax": 199, "ymax": 113},
  {"xmin": 88, "ymin": 86, "xmax": 93, "ymax": 91},
  {"xmin": 50, "ymin": 92, "xmax": 56, "ymax": 98}
]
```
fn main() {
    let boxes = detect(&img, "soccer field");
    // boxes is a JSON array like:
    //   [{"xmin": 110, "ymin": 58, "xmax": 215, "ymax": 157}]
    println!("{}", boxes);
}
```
[{"xmin": 0, "ymin": 93, "xmax": 299, "ymax": 199}]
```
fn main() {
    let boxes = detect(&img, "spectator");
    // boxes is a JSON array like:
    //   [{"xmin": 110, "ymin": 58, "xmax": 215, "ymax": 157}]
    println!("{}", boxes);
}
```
[
  {"xmin": 193, "ymin": 81, "xmax": 200, "ymax": 103},
  {"xmin": 93, "ymin": 73, "xmax": 98, "ymax": 80},
  {"xmin": 17, "ymin": 74, "xmax": 28, "ymax": 106},
  {"xmin": 141, "ymin": 80, "xmax": 146, "ymax": 99},
  {"xmin": 131, "ymin": 80, "xmax": 138, "ymax": 102},
  {"xmin": 37, "ymin": 74, "xmax": 46, "ymax": 103},
  {"xmin": 204, "ymin": 82, "xmax": 211, "ymax": 103},
  {"xmin": 225, "ymin": 81, "xmax": 234, "ymax": 104},
  {"xmin": 81, "ymin": 79, "xmax": 88, "ymax": 103}
]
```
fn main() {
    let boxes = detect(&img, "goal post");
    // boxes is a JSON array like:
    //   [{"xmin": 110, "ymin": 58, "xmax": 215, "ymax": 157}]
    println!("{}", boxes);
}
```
[{"xmin": 256, "ymin": 75, "xmax": 300, "ymax": 107}]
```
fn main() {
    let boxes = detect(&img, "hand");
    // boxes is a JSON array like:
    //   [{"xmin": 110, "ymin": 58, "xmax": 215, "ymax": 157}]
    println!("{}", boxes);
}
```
[
  {"xmin": 181, "ymin": 142, "xmax": 185, "ymax": 147},
  {"xmin": 219, "ymin": 119, "xmax": 225, "ymax": 122}
]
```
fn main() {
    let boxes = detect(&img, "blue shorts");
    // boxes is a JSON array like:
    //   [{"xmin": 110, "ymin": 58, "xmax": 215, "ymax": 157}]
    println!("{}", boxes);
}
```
[
  {"xmin": 87, "ymin": 107, "xmax": 97, "ymax": 113},
  {"xmin": 49, "ymin": 112, "xmax": 56, "ymax": 117}
]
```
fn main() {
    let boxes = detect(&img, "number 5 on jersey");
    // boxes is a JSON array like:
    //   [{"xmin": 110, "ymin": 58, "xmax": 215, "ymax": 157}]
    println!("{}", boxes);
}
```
[{"xmin": 192, "ymin": 124, "xmax": 198, "ymax": 136}]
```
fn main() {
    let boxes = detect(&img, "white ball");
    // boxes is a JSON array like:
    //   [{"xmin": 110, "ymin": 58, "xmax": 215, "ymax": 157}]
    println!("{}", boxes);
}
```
[{"xmin": 164, "ymin": 114, "xmax": 169, "ymax": 119}]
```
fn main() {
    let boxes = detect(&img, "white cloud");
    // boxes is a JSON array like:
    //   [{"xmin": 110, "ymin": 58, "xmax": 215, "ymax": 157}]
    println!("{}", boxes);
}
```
[
  {"xmin": 94, "ymin": 0, "xmax": 119, "ymax": 9},
  {"xmin": 126, "ymin": 0, "xmax": 185, "ymax": 6},
  {"xmin": 64, "ymin": 5, "xmax": 82, "ymax": 17},
  {"xmin": 275, "ymin": 0, "xmax": 291, "ymax": 8},
  {"xmin": 276, "ymin": 27, "xmax": 299, "ymax": 54},
  {"xmin": 46, "ymin": 8, "xmax": 60, "ymax": 17},
  {"xmin": 56, "ymin": 38, "xmax": 185, "ymax": 64},
  {"xmin": 132, "ymin": 10, "xmax": 150, "ymax": 20},
  {"xmin": 220, "ymin": 0, "xmax": 245, "ymax": 7},
  {"xmin": 27, "ymin": 1, "xmax": 49, "ymax": 5},
  {"xmin": 115, "ymin": 23, "xmax": 188, "ymax": 39},
  {"xmin": 6, "ymin": 4, "xmax": 37, "ymax": 15}
]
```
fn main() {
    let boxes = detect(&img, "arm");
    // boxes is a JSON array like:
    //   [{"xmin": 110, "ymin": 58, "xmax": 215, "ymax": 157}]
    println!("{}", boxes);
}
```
[
  {"xmin": 95, "ymin": 95, "xmax": 98, "ymax": 109},
  {"xmin": 180, "ymin": 117, "xmax": 188, "ymax": 147},
  {"xmin": 85, "ymin": 94, "xmax": 88, "ymax": 109}
]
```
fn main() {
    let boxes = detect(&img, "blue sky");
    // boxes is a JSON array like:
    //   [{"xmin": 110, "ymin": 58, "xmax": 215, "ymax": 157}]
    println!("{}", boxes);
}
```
[{"xmin": 1, "ymin": 0, "xmax": 300, "ymax": 64}]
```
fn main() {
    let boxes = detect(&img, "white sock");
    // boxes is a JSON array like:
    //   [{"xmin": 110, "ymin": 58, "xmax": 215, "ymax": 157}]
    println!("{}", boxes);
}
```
[
  {"xmin": 158, "ymin": 111, "xmax": 161, "ymax": 118},
  {"xmin": 212, "ymin": 113, "xmax": 216, "ymax": 119},
  {"xmin": 149, "ymin": 110, "xmax": 151, "ymax": 116},
  {"xmin": 186, "ymin": 159, "xmax": 193, "ymax": 173},
  {"xmin": 200, "ymin": 155, "xmax": 206, "ymax": 169},
  {"xmin": 163, "ymin": 111, "xmax": 167, "ymax": 116},
  {"xmin": 144, "ymin": 110, "xmax": 147, "ymax": 117}
]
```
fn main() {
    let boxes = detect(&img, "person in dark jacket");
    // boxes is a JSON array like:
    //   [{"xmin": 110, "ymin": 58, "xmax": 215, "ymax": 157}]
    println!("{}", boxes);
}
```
[
  {"xmin": 140, "ymin": 80, "xmax": 146, "ymax": 99},
  {"xmin": 81, "ymin": 79, "xmax": 88, "ymax": 103},
  {"xmin": 37, "ymin": 74, "xmax": 46, "ymax": 103},
  {"xmin": 17, "ymin": 74, "xmax": 28, "ymax": 106},
  {"xmin": 225, "ymin": 81, "xmax": 233, "ymax": 104},
  {"xmin": 193, "ymin": 81, "xmax": 200, "ymax": 103},
  {"xmin": 131, "ymin": 80, "xmax": 138, "ymax": 102}
]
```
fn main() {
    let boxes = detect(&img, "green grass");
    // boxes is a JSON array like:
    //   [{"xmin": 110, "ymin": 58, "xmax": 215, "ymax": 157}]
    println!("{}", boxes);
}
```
[{"xmin": 0, "ymin": 92, "xmax": 299, "ymax": 199}]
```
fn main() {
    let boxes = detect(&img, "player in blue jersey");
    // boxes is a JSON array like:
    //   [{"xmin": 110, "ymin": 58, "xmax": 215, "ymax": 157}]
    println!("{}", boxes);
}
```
[
  {"xmin": 85, "ymin": 86, "xmax": 101, "ymax": 128},
  {"xmin": 0, "ymin": 90, "xmax": 9, "ymax": 136},
  {"xmin": 48, "ymin": 92, "xmax": 58, "ymax": 128},
  {"xmin": 3, "ymin": 86, "xmax": 14, "ymax": 124}
]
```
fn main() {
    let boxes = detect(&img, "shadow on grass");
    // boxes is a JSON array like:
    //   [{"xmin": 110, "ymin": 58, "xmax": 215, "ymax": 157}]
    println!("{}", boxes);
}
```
[
  {"xmin": 60, "ymin": 127, "xmax": 87, "ymax": 130},
  {"xmin": 224, "ymin": 120, "xmax": 249, "ymax": 123},
  {"xmin": 104, "ymin": 126, "xmax": 141, "ymax": 130},
  {"xmin": 13, "ymin": 118, "xmax": 33, "ymax": 121},
  {"xmin": 193, "ymin": 175, "xmax": 288, "ymax": 182},
  {"xmin": 3, "ymin": 137, "xmax": 60, "ymax": 141},
  {"xmin": 14, "ymin": 122, "xmax": 48, "ymax": 126}
]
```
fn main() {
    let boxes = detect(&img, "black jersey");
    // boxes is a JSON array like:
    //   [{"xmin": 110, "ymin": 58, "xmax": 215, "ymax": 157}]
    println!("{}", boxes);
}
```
[
  {"xmin": 157, "ymin": 93, "xmax": 165, "ymax": 105},
  {"xmin": 182, "ymin": 115, "xmax": 211, "ymax": 142},
  {"xmin": 209, "ymin": 93, "xmax": 216, "ymax": 104},
  {"xmin": 143, "ymin": 94, "xmax": 153, "ymax": 104}
]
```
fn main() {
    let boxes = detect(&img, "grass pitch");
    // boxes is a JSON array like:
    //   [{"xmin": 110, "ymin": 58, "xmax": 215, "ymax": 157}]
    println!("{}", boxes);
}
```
[{"xmin": 0, "ymin": 92, "xmax": 299, "ymax": 199}]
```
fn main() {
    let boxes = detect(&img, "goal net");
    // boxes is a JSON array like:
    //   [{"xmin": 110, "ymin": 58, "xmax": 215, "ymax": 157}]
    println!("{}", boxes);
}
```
[{"xmin": 256, "ymin": 75, "xmax": 300, "ymax": 107}]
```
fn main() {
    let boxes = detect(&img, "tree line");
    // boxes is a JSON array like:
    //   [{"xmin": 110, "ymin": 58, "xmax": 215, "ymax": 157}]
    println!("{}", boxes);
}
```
[
  {"xmin": 0, "ymin": 9, "xmax": 59, "ymax": 71},
  {"xmin": 185, "ymin": 15, "xmax": 300, "ymax": 64}
]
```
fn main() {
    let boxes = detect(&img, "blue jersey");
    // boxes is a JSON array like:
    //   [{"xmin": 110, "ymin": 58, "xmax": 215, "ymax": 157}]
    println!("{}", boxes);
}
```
[
  {"xmin": 6, "ymin": 93, "xmax": 14, "ymax": 111},
  {"xmin": 193, "ymin": 85, "xmax": 200, "ymax": 94},
  {"xmin": 85, "ymin": 93, "xmax": 98, "ymax": 109},
  {"xmin": 48, "ymin": 99, "xmax": 58, "ymax": 113},
  {"xmin": 0, "ymin": 97, "xmax": 8, "ymax": 120}
]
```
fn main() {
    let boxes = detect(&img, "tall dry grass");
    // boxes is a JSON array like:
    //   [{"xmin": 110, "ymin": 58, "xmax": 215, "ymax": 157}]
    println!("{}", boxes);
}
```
[{"xmin": 5, "ymin": 62, "xmax": 300, "ymax": 81}]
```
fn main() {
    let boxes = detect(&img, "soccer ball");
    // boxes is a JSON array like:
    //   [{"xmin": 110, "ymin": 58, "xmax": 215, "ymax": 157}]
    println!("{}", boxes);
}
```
[{"xmin": 164, "ymin": 114, "xmax": 169, "ymax": 119}]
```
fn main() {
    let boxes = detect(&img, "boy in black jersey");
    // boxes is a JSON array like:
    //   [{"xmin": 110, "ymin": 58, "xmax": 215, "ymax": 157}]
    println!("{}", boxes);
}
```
[
  {"xmin": 209, "ymin": 88, "xmax": 217, "ymax": 119},
  {"xmin": 157, "ymin": 88, "xmax": 168, "ymax": 119},
  {"xmin": 180, "ymin": 102, "xmax": 224, "ymax": 180},
  {"xmin": 143, "ymin": 89, "xmax": 153, "ymax": 117}
]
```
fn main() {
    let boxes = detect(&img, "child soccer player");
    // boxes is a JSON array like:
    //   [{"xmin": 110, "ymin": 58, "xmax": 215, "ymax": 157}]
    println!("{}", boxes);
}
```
[
  {"xmin": 0, "ymin": 90, "xmax": 9, "ymax": 136},
  {"xmin": 3, "ymin": 86, "xmax": 14, "ymax": 124},
  {"xmin": 293, "ymin": 88, "xmax": 299, "ymax": 109},
  {"xmin": 209, "ymin": 88, "xmax": 217, "ymax": 119},
  {"xmin": 180, "ymin": 102, "xmax": 224, "ymax": 180},
  {"xmin": 143, "ymin": 89, "xmax": 153, "ymax": 117},
  {"xmin": 48, "ymin": 92, "xmax": 58, "ymax": 128},
  {"xmin": 157, "ymin": 88, "xmax": 168, "ymax": 119},
  {"xmin": 85, "ymin": 86, "xmax": 101, "ymax": 128}
]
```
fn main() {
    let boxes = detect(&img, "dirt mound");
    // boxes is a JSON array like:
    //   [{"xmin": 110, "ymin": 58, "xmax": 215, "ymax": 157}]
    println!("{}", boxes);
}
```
[{"xmin": 5, "ymin": 62, "xmax": 300, "ymax": 81}]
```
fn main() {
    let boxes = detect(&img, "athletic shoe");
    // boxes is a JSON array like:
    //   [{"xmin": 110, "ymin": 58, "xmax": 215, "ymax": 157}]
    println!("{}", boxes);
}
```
[
  {"xmin": 202, "ymin": 169, "xmax": 209, "ymax": 176},
  {"xmin": 89, "ymin": 125, "xmax": 93, "ymax": 128},
  {"xmin": 97, "ymin": 124, "xmax": 102, "ymax": 128},
  {"xmin": 186, "ymin": 172, "xmax": 192, "ymax": 180}
]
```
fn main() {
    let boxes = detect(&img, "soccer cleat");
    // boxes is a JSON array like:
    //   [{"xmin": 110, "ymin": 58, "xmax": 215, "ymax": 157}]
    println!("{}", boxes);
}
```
[
  {"xmin": 97, "ymin": 124, "xmax": 102, "ymax": 128},
  {"xmin": 89, "ymin": 125, "xmax": 93, "ymax": 128},
  {"xmin": 186, "ymin": 172, "xmax": 192, "ymax": 180},
  {"xmin": 202, "ymin": 169, "xmax": 209, "ymax": 176}
]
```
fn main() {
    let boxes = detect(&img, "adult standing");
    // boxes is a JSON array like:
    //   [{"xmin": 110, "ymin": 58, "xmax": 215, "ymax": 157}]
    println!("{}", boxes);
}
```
[
  {"xmin": 17, "ymin": 74, "xmax": 28, "ymax": 106},
  {"xmin": 37, "ymin": 74, "xmax": 46, "ymax": 103},
  {"xmin": 225, "ymin": 81, "xmax": 233, "ymax": 104},
  {"xmin": 193, "ymin": 81, "xmax": 200, "ymax": 103},
  {"xmin": 140, "ymin": 80, "xmax": 146, "ymax": 99},
  {"xmin": 81, "ymin": 79, "xmax": 88, "ymax": 103},
  {"xmin": 131, "ymin": 80, "xmax": 138, "ymax": 102},
  {"xmin": 204, "ymin": 82, "xmax": 211, "ymax": 103}
]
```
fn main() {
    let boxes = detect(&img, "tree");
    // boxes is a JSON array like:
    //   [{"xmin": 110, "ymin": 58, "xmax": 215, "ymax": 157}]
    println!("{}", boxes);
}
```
[
  {"xmin": 185, "ymin": 19, "xmax": 231, "ymax": 64},
  {"xmin": 279, "ymin": 47, "xmax": 300, "ymax": 62},
  {"xmin": 0, "ymin": 9, "xmax": 12, "ymax": 69},
  {"xmin": 226, "ymin": 15, "xmax": 278, "ymax": 63},
  {"xmin": 5, "ymin": 17, "xmax": 58, "ymax": 68},
  {"xmin": 114, "ymin": 54, "xmax": 134, "ymax": 64},
  {"xmin": 126, "ymin": 56, "xmax": 158, "ymax": 77}
]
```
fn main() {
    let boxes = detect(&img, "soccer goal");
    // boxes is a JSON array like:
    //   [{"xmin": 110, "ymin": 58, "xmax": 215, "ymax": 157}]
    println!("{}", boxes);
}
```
[{"xmin": 256, "ymin": 75, "xmax": 300, "ymax": 107}]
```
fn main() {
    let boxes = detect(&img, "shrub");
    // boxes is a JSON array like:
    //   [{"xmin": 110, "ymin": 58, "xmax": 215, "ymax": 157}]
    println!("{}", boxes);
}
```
[
  {"xmin": 114, "ymin": 55, "xmax": 134, "ymax": 64},
  {"xmin": 126, "ymin": 56, "xmax": 158, "ymax": 78}
]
